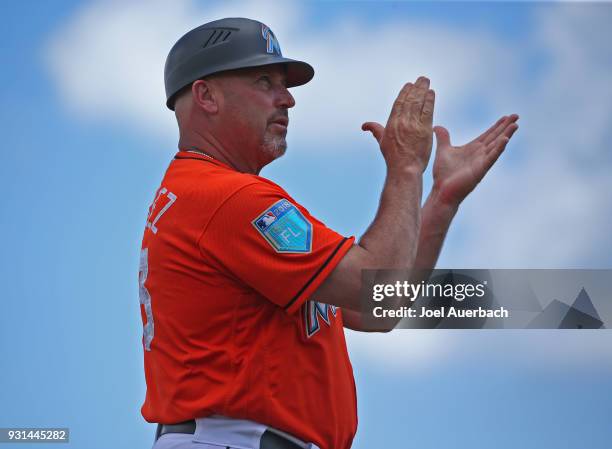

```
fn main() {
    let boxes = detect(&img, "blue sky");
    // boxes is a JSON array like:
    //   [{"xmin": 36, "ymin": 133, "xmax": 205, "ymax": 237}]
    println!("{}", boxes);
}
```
[{"xmin": 1, "ymin": 1, "xmax": 611, "ymax": 448}]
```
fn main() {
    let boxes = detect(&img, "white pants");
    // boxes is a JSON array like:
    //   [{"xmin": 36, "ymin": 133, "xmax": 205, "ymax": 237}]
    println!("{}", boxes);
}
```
[{"xmin": 151, "ymin": 415, "xmax": 320, "ymax": 449}]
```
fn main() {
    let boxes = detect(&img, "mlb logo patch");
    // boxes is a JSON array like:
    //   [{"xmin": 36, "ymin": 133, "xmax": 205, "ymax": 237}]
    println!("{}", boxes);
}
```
[
  {"xmin": 252, "ymin": 199, "xmax": 312, "ymax": 253},
  {"xmin": 255, "ymin": 211, "xmax": 277, "ymax": 230}
]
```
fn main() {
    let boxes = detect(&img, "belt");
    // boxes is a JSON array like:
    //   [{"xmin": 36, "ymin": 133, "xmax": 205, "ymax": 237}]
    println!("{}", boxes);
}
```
[{"xmin": 155, "ymin": 420, "xmax": 303, "ymax": 449}]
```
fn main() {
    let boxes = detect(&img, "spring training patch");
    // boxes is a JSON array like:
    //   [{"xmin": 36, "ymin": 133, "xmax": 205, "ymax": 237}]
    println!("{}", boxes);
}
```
[{"xmin": 252, "ymin": 199, "xmax": 312, "ymax": 253}]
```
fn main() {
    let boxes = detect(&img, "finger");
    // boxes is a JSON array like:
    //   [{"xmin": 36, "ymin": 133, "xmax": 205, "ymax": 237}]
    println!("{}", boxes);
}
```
[
  {"xmin": 474, "ymin": 116, "xmax": 506, "ymax": 143},
  {"xmin": 433, "ymin": 126, "xmax": 451, "ymax": 147},
  {"xmin": 408, "ymin": 76, "xmax": 430, "ymax": 118},
  {"xmin": 421, "ymin": 89, "xmax": 435, "ymax": 126},
  {"xmin": 485, "ymin": 123, "xmax": 518, "ymax": 154},
  {"xmin": 481, "ymin": 116, "xmax": 509, "ymax": 146},
  {"xmin": 362, "ymin": 121, "xmax": 385, "ymax": 144},
  {"xmin": 482, "ymin": 114, "xmax": 519, "ymax": 146},
  {"xmin": 414, "ymin": 76, "xmax": 430, "ymax": 95},
  {"xmin": 504, "ymin": 122, "xmax": 519, "ymax": 138},
  {"xmin": 483, "ymin": 136, "xmax": 509, "ymax": 171},
  {"xmin": 387, "ymin": 82, "xmax": 414, "ymax": 124}
]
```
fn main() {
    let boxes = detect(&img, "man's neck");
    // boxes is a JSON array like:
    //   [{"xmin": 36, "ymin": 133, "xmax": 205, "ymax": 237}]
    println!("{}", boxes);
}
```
[{"xmin": 178, "ymin": 131, "xmax": 260, "ymax": 174}]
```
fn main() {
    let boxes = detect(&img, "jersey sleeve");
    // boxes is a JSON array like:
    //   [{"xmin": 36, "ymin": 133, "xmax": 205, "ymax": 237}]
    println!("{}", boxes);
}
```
[{"xmin": 198, "ymin": 181, "xmax": 355, "ymax": 314}]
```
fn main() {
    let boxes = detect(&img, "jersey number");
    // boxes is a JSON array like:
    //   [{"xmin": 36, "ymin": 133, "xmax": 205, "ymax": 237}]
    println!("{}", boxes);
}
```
[{"xmin": 139, "ymin": 248, "xmax": 154, "ymax": 351}]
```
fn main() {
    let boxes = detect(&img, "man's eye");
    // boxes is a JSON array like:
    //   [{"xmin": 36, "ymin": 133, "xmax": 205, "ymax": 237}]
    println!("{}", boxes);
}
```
[{"xmin": 258, "ymin": 76, "xmax": 272, "ymax": 87}]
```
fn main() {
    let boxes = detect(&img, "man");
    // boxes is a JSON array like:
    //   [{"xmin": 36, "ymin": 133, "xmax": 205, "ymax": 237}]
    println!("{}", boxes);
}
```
[{"xmin": 138, "ymin": 17, "xmax": 518, "ymax": 449}]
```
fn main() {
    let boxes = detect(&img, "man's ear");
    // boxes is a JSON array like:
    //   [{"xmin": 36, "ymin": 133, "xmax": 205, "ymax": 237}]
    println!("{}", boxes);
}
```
[{"xmin": 192, "ymin": 79, "xmax": 219, "ymax": 114}]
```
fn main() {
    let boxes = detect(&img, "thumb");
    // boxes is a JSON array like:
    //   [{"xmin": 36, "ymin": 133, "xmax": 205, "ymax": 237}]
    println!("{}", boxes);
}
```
[
  {"xmin": 361, "ymin": 121, "xmax": 385, "ymax": 144},
  {"xmin": 433, "ymin": 126, "xmax": 451, "ymax": 147}
]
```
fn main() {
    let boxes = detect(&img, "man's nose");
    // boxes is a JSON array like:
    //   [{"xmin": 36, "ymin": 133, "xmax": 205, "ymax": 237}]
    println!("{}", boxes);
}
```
[{"xmin": 275, "ymin": 87, "xmax": 296, "ymax": 109}]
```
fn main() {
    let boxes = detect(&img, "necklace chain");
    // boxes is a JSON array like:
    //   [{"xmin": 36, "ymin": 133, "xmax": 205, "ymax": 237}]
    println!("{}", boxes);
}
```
[{"xmin": 185, "ymin": 148, "xmax": 215, "ymax": 160}]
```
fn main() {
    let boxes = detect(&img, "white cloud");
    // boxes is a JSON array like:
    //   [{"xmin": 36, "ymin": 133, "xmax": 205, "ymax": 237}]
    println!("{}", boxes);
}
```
[
  {"xmin": 286, "ymin": 18, "xmax": 518, "ymax": 148},
  {"xmin": 439, "ymin": 4, "xmax": 612, "ymax": 269},
  {"xmin": 44, "ymin": 0, "xmax": 516, "ymax": 149},
  {"xmin": 346, "ymin": 329, "xmax": 612, "ymax": 372},
  {"xmin": 45, "ymin": 1, "xmax": 612, "ymax": 368},
  {"xmin": 44, "ymin": 0, "xmax": 303, "ymax": 146},
  {"xmin": 345, "ymin": 329, "xmax": 454, "ymax": 372}
]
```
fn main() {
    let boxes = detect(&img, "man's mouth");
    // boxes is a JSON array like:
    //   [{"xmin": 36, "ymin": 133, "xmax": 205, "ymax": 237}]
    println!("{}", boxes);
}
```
[{"xmin": 269, "ymin": 117, "xmax": 289, "ymax": 128}]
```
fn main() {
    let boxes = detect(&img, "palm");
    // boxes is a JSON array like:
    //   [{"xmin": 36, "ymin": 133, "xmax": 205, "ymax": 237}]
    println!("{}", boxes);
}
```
[
  {"xmin": 432, "ymin": 115, "xmax": 518, "ymax": 206},
  {"xmin": 433, "ymin": 140, "xmax": 490, "ymax": 205}
]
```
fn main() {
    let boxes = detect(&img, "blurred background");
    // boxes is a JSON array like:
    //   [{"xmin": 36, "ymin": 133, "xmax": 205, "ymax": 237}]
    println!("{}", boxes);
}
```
[{"xmin": 1, "ymin": 1, "xmax": 611, "ymax": 448}]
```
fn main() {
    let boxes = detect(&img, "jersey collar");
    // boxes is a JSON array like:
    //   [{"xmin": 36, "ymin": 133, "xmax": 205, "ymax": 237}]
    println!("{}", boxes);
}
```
[{"xmin": 174, "ymin": 150, "xmax": 237, "ymax": 171}]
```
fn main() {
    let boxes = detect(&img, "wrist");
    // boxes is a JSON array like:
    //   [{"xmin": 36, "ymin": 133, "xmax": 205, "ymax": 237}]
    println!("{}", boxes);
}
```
[
  {"xmin": 427, "ymin": 185, "xmax": 460, "ymax": 215},
  {"xmin": 386, "ymin": 164, "xmax": 424, "ymax": 180}
]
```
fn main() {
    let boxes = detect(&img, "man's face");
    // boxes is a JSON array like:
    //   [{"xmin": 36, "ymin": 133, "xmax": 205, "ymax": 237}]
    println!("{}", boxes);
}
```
[{"xmin": 215, "ymin": 65, "xmax": 296, "ymax": 165}]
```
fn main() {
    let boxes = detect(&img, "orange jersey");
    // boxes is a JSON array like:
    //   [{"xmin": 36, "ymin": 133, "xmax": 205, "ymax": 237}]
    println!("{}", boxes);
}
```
[{"xmin": 139, "ymin": 150, "xmax": 357, "ymax": 449}]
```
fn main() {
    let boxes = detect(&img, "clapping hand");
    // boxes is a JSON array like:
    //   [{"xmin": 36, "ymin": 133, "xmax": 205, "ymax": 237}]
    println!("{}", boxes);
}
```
[
  {"xmin": 429, "ymin": 114, "xmax": 519, "ymax": 206},
  {"xmin": 363, "ymin": 113, "xmax": 519, "ymax": 206}
]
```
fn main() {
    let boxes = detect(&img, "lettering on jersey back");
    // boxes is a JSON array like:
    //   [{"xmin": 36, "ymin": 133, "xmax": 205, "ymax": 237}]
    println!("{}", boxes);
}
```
[{"xmin": 146, "ymin": 187, "xmax": 177, "ymax": 234}]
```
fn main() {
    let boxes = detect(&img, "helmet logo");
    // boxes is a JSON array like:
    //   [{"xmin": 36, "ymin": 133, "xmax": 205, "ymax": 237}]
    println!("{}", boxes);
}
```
[{"xmin": 261, "ymin": 24, "xmax": 282, "ymax": 55}]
